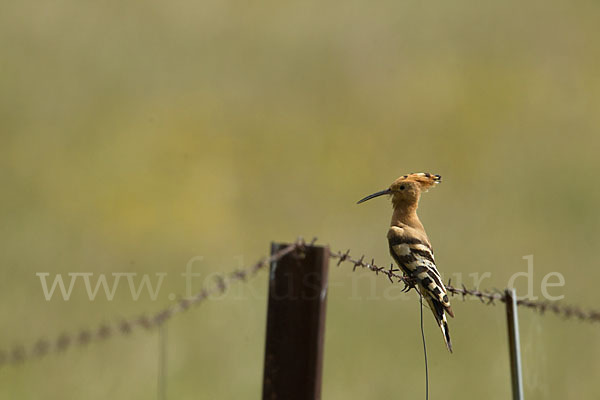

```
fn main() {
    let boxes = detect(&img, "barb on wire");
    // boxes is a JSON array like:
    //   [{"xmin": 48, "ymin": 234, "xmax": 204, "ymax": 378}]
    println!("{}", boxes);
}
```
[
  {"xmin": 330, "ymin": 248, "xmax": 600, "ymax": 324},
  {"xmin": 0, "ymin": 240, "xmax": 304, "ymax": 369}
]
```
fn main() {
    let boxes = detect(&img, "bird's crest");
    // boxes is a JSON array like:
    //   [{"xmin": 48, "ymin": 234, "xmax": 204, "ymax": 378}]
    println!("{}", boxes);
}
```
[{"xmin": 393, "ymin": 172, "xmax": 441, "ymax": 192}]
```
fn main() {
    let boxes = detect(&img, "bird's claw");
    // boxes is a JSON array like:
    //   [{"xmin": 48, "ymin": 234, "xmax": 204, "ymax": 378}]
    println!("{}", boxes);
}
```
[{"xmin": 401, "ymin": 275, "xmax": 418, "ymax": 293}]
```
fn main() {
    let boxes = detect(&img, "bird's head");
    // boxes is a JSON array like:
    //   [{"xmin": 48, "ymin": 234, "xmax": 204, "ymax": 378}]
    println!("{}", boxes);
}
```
[{"xmin": 357, "ymin": 173, "xmax": 441, "ymax": 208}]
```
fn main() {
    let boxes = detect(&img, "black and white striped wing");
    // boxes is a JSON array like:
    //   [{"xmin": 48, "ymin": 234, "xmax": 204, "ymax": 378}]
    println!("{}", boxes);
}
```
[
  {"xmin": 388, "ymin": 237, "xmax": 452, "ymax": 313},
  {"xmin": 388, "ymin": 234, "xmax": 454, "ymax": 352}
]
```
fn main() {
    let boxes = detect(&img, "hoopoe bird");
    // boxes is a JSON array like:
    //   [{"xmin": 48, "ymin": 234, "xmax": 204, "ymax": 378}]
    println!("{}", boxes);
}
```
[{"xmin": 357, "ymin": 173, "xmax": 454, "ymax": 352}]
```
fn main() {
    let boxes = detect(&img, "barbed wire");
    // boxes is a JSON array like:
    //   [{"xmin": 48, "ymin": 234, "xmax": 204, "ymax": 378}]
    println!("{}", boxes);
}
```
[
  {"xmin": 330, "ymin": 248, "xmax": 600, "ymax": 323},
  {"xmin": 3, "ymin": 239, "xmax": 599, "ymax": 370},
  {"xmin": 0, "ymin": 240, "xmax": 304, "ymax": 369}
]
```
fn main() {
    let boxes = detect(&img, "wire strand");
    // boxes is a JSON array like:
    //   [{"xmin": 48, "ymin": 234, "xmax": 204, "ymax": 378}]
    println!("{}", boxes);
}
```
[
  {"xmin": 157, "ymin": 323, "xmax": 167, "ymax": 400},
  {"xmin": 419, "ymin": 291, "xmax": 429, "ymax": 400},
  {"xmin": 330, "ymin": 248, "xmax": 600, "ymax": 323}
]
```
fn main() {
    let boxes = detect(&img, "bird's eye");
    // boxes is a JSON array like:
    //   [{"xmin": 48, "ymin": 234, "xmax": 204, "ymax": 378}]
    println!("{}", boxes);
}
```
[{"xmin": 399, "ymin": 185, "xmax": 405, "ymax": 190}]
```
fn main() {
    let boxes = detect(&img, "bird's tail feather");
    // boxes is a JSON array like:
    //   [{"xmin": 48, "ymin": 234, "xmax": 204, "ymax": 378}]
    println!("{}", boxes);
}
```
[{"xmin": 425, "ymin": 295, "xmax": 453, "ymax": 353}]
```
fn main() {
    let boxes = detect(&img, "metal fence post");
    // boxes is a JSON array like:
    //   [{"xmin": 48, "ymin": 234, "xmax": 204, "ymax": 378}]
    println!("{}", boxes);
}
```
[
  {"xmin": 505, "ymin": 288, "xmax": 524, "ymax": 400},
  {"xmin": 262, "ymin": 242, "xmax": 330, "ymax": 400}
]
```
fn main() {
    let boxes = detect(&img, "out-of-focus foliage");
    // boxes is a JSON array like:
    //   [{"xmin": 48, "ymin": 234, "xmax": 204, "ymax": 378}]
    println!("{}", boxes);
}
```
[{"xmin": 1, "ymin": 1, "xmax": 599, "ymax": 398}]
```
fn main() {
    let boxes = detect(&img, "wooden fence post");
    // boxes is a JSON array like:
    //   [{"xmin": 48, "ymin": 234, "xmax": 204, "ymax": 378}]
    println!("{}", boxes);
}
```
[{"xmin": 262, "ymin": 242, "xmax": 330, "ymax": 400}]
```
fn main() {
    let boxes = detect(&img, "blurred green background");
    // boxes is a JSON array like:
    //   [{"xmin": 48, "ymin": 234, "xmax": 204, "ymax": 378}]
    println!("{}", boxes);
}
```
[{"xmin": 1, "ymin": 0, "xmax": 599, "ymax": 398}]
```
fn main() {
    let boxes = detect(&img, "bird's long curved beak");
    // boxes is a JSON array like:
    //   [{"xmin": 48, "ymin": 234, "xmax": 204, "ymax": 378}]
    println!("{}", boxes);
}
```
[{"xmin": 356, "ymin": 188, "xmax": 392, "ymax": 204}]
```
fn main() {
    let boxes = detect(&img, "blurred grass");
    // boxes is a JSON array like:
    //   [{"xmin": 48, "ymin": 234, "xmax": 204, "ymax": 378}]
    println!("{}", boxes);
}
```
[{"xmin": 1, "ymin": 0, "xmax": 599, "ymax": 398}]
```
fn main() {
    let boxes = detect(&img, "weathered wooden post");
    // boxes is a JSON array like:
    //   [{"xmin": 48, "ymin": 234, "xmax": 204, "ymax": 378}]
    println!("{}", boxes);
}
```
[{"xmin": 262, "ymin": 242, "xmax": 329, "ymax": 400}]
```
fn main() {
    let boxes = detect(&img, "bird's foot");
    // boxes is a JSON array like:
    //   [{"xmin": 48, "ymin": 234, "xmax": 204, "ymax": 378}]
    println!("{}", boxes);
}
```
[{"xmin": 401, "ymin": 275, "xmax": 418, "ymax": 293}]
